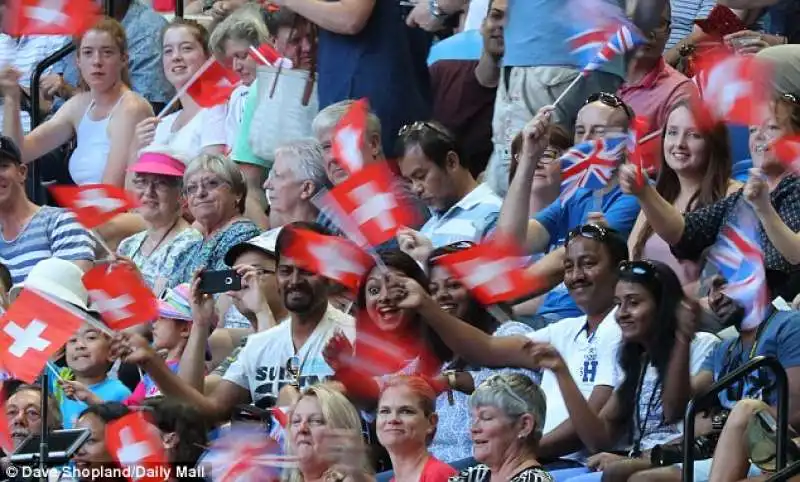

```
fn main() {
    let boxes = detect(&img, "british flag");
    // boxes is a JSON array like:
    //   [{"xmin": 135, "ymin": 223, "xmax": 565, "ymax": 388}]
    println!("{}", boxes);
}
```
[
  {"xmin": 567, "ymin": 26, "xmax": 617, "ymax": 67},
  {"xmin": 580, "ymin": 25, "xmax": 644, "ymax": 75},
  {"xmin": 559, "ymin": 136, "xmax": 626, "ymax": 202},
  {"xmin": 707, "ymin": 202, "xmax": 769, "ymax": 330}
]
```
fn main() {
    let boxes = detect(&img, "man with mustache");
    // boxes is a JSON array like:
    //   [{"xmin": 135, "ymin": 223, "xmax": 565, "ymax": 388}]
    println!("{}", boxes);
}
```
[
  {"xmin": 620, "ymin": 275, "xmax": 800, "ymax": 482},
  {"xmin": 112, "ymin": 221, "xmax": 356, "ymax": 419}
]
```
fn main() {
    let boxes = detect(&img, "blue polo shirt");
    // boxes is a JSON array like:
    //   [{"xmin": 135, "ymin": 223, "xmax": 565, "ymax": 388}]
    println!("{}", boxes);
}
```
[
  {"xmin": 533, "ymin": 185, "xmax": 640, "ymax": 319},
  {"xmin": 702, "ymin": 310, "xmax": 800, "ymax": 408},
  {"xmin": 504, "ymin": 0, "xmax": 625, "ymax": 78},
  {"xmin": 317, "ymin": 1, "xmax": 430, "ymax": 157}
]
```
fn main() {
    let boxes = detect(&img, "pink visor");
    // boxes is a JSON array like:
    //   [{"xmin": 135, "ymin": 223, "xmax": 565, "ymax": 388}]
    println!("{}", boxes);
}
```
[{"xmin": 128, "ymin": 152, "xmax": 186, "ymax": 177}]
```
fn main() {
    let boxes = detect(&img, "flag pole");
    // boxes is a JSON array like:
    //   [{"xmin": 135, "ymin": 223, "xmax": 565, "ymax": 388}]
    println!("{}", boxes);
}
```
[
  {"xmin": 38, "ymin": 370, "xmax": 49, "ymax": 482},
  {"xmin": 248, "ymin": 45, "xmax": 271, "ymax": 66},
  {"xmin": 553, "ymin": 73, "xmax": 584, "ymax": 108},
  {"xmin": 157, "ymin": 57, "xmax": 216, "ymax": 120}
]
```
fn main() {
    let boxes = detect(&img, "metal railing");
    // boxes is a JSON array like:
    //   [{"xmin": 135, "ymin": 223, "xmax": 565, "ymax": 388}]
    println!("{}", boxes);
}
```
[
  {"xmin": 682, "ymin": 356, "xmax": 789, "ymax": 481},
  {"xmin": 766, "ymin": 460, "xmax": 800, "ymax": 481}
]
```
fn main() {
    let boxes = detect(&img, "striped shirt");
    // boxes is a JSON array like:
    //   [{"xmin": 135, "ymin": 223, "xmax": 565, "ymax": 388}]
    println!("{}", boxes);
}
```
[
  {"xmin": 420, "ymin": 183, "xmax": 502, "ymax": 248},
  {"xmin": 666, "ymin": 0, "xmax": 716, "ymax": 50},
  {"xmin": 0, "ymin": 206, "xmax": 95, "ymax": 285}
]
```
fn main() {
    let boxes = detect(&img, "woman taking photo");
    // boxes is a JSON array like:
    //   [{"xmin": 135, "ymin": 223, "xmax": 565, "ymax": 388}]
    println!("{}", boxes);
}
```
[
  {"xmin": 168, "ymin": 153, "xmax": 260, "ymax": 331},
  {"xmin": 118, "ymin": 146, "xmax": 201, "ymax": 296},
  {"xmin": 0, "ymin": 17, "xmax": 152, "ymax": 188},
  {"xmin": 71, "ymin": 402, "xmax": 132, "ymax": 482},
  {"xmin": 529, "ymin": 260, "xmax": 718, "ymax": 480},
  {"xmin": 376, "ymin": 376, "xmax": 456, "ymax": 482},
  {"xmin": 284, "ymin": 384, "xmax": 374, "ymax": 482},
  {"xmin": 133, "ymin": 19, "xmax": 226, "ymax": 160},
  {"xmin": 451, "ymin": 374, "xmax": 552, "ymax": 482},
  {"xmin": 627, "ymin": 101, "xmax": 739, "ymax": 289}
]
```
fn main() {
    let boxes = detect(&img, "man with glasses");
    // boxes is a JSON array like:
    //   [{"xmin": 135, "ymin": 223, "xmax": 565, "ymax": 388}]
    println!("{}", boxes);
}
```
[
  {"xmin": 396, "ymin": 121, "xmax": 502, "ymax": 249},
  {"xmin": 403, "ymin": 223, "xmax": 629, "ymax": 469},
  {"xmin": 497, "ymin": 105, "xmax": 639, "ymax": 328},
  {"xmin": 621, "ymin": 275, "xmax": 800, "ymax": 482},
  {"xmin": 1, "ymin": 385, "xmax": 63, "ymax": 480}
]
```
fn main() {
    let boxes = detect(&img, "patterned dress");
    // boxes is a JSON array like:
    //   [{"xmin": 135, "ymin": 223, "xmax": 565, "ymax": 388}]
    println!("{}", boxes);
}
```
[{"xmin": 449, "ymin": 464, "xmax": 554, "ymax": 482}]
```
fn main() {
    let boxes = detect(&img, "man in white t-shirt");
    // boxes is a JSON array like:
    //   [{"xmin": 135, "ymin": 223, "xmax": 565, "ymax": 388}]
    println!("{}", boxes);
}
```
[{"xmin": 117, "ymin": 221, "xmax": 355, "ymax": 420}]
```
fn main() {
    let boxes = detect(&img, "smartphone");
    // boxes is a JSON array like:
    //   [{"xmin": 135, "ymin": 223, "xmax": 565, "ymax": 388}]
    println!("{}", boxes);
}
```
[
  {"xmin": 199, "ymin": 269, "xmax": 242, "ymax": 294},
  {"xmin": 10, "ymin": 428, "xmax": 91, "ymax": 465}
]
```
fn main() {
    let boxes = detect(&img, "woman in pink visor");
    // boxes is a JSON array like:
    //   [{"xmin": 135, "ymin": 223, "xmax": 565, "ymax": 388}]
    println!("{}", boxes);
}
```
[{"xmin": 117, "ymin": 147, "xmax": 201, "ymax": 299}]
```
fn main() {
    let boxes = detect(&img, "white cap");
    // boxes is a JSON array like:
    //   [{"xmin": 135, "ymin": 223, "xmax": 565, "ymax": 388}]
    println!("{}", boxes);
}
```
[{"xmin": 10, "ymin": 258, "xmax": 89, "ymax": 310}]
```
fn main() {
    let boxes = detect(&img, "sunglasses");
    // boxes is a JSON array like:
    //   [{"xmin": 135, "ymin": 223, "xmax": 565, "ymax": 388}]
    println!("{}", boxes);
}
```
[
  {"xmin": 586, "ymin": 92, "xmax": 635, "ymax": 120},
  {"xmin": 429, "ymin": 240, "xmax": 476, "ymax": 263},
  {"xmin": 567, "ymin": 223, "xmax": 610, "ymax": 244},
  {"xmin": 398, "ymin": 121, "xmax": 455, "ymax": 142},
  {"xmin": 782, "ymin": 93, "xmax": 800, "ymax": 105},
  {"xmin": 618, "ymin": 260, "xmax": 659, "ymax": 281}
]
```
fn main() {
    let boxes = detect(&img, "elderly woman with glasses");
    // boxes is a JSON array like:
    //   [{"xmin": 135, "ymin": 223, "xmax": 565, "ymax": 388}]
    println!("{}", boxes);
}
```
[
  {"xmin": 619, "ymin": 84, "xmax": 800, "ymax": 305},
  {"xmin": 450, "ymin": 373, "xmax": 552, "ymax": 482},
  {"xmin": 118, "ymin": 147, "xmax": 201, "ymax": 298},
  {"xmin": 168, "ymin": 153, "xmax": 261, "ymax": 329}
]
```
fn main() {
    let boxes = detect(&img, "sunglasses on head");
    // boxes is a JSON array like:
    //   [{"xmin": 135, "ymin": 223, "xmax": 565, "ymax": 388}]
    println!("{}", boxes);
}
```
[
  {"xmin": 429, "ymin": 240, "xmax": 476, "ymax": 262},
  {"xmin": 586, "ymin": 92, "xmax": 635, "ymax": 120},
  {"xmin": 567, "ymin": 224, "xmax": 610, "ymax": 244},
  {"xmin": 398, "ymin": 121, "xmax": 455, "ymax": 142},
  {"xmin": 618, "ymin": 260, "xmax": 660, "ymax": 281},
  {"xmin": 782, "ymin": 93, "xmax": 800, "ymax": 105}
]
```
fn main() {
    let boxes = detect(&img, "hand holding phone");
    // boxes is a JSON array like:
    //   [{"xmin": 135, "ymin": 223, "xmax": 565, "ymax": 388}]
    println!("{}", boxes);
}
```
[{"xmin": 199, "ymin": 269, "xmax": 243, "ymax": 295}]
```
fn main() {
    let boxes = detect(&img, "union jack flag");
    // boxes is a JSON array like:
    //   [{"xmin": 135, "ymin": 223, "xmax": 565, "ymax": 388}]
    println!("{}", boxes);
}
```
[
  {"xmin": 706, "ymin": 201, "xmax": 769, "ymax": 330},
  {"xmin": 559, "ymin": 136, "xmax": 626, "ymax": 202},
  {"xmin": 580, "ymin": 25, "xmax": 644, "ymax": 75},
  {"xmin": 567, "ymin": 26, "xmax": 617, "ymax": 67}
]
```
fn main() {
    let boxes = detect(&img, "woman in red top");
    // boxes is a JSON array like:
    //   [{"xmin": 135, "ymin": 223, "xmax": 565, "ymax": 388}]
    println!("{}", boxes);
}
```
[{"xmin": 377, "ymin": 376, "xmax": 457, "ymax": 482}]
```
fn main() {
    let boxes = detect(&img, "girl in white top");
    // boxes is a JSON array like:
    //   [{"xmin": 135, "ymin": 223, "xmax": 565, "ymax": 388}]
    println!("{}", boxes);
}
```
[
  {"xmin": 0, "ymin": 17, "xmax": 152, "ymax": 188},
  {"xmin": 132, "ymin": 19, "xmax": 226, "ymax": 161}
]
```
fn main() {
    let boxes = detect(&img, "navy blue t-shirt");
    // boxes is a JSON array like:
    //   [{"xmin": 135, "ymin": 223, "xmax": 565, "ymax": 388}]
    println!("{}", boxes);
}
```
[
  {"xmin": 316, "ymin": 1, "xmax": 430, "ymax": 157},
  {"xmin": 701, "ymin": 310, "xmax": 800, "ymax": 408}
]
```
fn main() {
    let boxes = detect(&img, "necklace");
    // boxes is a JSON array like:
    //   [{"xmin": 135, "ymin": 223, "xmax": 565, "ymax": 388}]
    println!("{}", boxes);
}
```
[{"xmin": 139, "ymin": 218, "xmax": 180, "ymax": 258}]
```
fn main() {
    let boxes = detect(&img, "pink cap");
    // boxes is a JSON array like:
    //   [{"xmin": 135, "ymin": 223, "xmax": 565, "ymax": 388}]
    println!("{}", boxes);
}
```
[{"xmin": 128, "ymin": 152, "xmax": 187, "ymax": 177}]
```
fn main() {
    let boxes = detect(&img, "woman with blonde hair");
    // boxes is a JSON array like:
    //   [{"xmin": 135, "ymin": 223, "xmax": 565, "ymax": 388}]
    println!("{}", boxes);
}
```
[
  {"xmin": 0, "ymin": 16, "xmax": 152, "ymax": 188},
  {"xmin": 376, "ymin": 376, "xmax": 456, "ymax": 482},
  {"xmin": 284, "ymin": 384, "xmax": 374, "ymax": 482}
]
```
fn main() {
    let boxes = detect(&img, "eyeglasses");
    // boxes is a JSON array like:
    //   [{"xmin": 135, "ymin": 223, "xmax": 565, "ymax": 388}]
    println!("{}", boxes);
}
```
[
  {"xmin": 586, "ymin": 92, "xmax": 635, "ymax": 120},
  {"xmin": 132, "ymin": 175, "xmax": 180, "ymax": 193},
  {"xmin": 618, "ymin": 260, "xmax": 659, "ymax": 281},
  {"xmin": 398, "ymin": 121, "xmax": 455, "ymax": 142},
  {"xmin": 567, "ymin": 224, "xmax": 610, "ymax": 243},
  {"xmin": 184, "ymin": 177, "xmax": 230, "ymax": 196}
]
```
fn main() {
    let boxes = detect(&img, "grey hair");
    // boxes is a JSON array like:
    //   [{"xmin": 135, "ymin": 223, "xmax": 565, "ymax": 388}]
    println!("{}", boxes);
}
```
[
  {"xmin": 208, "ymin": 4, "xmax": 270, "ymax": 58},
  {"xmin": 184, "ymin": 154, "xmax": 248, "ymax": 214},
  {"xmin": 311, "ymin": 99, "xmax": 382, "ymax": 147},
  {"xmin": 469, "ymin": 373, "xmax": 547, "ymax": 443},
  {"xmin": 272, "ymin": 138, "xmax": 331, "ymax": 192}
]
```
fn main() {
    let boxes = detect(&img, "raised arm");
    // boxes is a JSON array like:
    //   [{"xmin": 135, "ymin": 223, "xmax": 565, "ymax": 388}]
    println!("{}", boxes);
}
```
[
  {"xmin": 745, "ymin": 169, "xmax": 800, "ymax": 264},
  {"xmin": 394, "ymin": 274, "xmax": 537, "ymax": 369},
  {"xmin": 280, "ymin": 0, "xmax": 376, "ymax": 35},
  {"xmin": 103, "ymin": 95, "xmax": 153, "ymax": 187},
  {"xmin": 619, "ymin": 163, "xmax": 686, "ymax": 245}
]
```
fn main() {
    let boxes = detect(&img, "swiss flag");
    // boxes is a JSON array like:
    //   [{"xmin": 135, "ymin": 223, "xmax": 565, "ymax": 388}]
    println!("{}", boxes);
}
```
[
  {"xmin": 49, "ymin": 184, "xmax": 135, "ymax": 229},
  {"xmin": 186, "ymin": 60, "xmax": 239, "ymax": 108},
  {"xmin": 772, "ymin": 135, "xmax": 800, "ymax": 175},
  {"xmin": 281, "ymin": 227, "xmax": 372, "ymax": 291},
  {"xmin": 105, "ymin": 412, "xmax": 169, "ymax": 482},
  {"xmin": 250, "ymin": 43, "xmax": 293, "ymax": 69},
  {"xmin": 323, "ymin": 162, "xmax": 418, "ymax": 248},
  {"xmin": 0, "ymin": 290, "xmax": 85, "ymax": 383},
  {"xmin": 435, "ymin": 237, "xmax": 542, "ymax": 306},
  {"xmin": 4, "ymin": 0, "xmax": 99, "ymax": 36},
  {"xmin": 83, "ymin": 264, "xmax": 158, "ymax": 331},
  {"xmin": 693, "ymin": 50, "xmax": 771, "ymax": 128},
  {"xmin": 332, "ymin": 98, "xmax": 370, "ymax": 174},
  {"xmin": 151, "ymin": 0, "xmax": 175, "ymax": 12}
]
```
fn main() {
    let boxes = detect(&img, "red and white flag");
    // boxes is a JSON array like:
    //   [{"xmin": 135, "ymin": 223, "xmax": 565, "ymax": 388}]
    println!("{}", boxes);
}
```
[
  {"xmin": 186, "ymin": 60, "xmax": 239, "ymax": 108},
  {"xmin": 694, "ymin": 50, "xmax": 771, "ymax": 128},
  {"xmin": 332, "ymin": 98, "xmax": 370, "ymax": 175},
  {"xmin": 435, "ymin": 237, "xmax": 542, "ymax": 306},
  {"xmin": 281, "ymin": 227, "xmax": 372, "ymax": 291},
  {"xmin": 4, "ymin": 0, "xmax": 99, "ymax": 36},
  {"xmin": 83, "ymin": 264, "xmax": 158, "ymax": 331},
  {"xmin": 0, "ymin": 290, "xmax": 84, "ymax": 383},
  {"xmin": 49, "ymin": 184, "xmax": 135, "ymax": 229},
  {"xmin": 250, "ymin": 43, "xmax": 294, "ymax": 69},
  {"xmin": 772, "ymin": 135, "xmax": 800, "ymax": 175},
  {"xmin": 105, "ymin": 412, "xmax": 169, "ymax": 482},
  {"xmin": 323, "ymin": 162, "xmax": 418, "ymax": 248},
  {"xmin": 201, "ymin": 426, "xmax": 291, "ymax": 481}
]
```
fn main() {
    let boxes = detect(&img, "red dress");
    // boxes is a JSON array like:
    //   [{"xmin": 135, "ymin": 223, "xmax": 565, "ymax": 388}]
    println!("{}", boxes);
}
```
[{"xmin": 390, "ymin": 456, "xmax": 457, "ymax": 482}]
